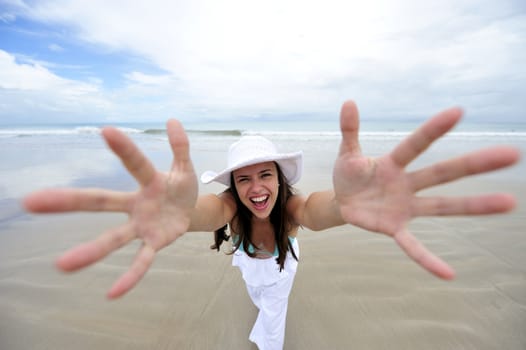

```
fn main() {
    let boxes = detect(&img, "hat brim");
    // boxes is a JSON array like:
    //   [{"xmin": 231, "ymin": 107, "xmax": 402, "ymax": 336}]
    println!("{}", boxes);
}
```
[{"xmin": 200, "ymin": 151, "xmax": 303, "ymax": 187}]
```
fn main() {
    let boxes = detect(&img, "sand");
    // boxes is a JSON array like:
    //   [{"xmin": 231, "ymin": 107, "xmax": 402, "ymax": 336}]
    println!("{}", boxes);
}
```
[{"xmin": 1, "ymin": 162, "xmax": 525, "ymax": 349}]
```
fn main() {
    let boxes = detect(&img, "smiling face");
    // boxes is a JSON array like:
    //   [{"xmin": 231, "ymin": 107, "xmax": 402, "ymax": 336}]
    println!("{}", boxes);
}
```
[{"xmin": 232, "ymin": 161, "xmax": 280, "ymax": 220}]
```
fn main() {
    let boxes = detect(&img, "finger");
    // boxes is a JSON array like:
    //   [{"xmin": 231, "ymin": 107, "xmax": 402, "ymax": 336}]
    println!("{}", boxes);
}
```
[
  {"xmin": 56, "ymin": 223, "xmax": 135, "ymax": 272},
  {"xmin": 166, "ymin": 119, "xmax": 193, "ymax": 172},
  {"xmin": 102, "ymin": 127, "xmax": 156, "ymax": 187},
  {"xmin": 23, "ymin": 188, "xmax": 134, "ymax": 213},
  {"xmin": 391, "ymin": 107, "xmax": 463, "ymax": 168},
  {"xmin": 410, "ymin": 146, "xmax": 520, "ymax": 191},
  {"xmin": 394, "ymin": 229, "xmax": 455, "ymax": 280},
  {"xmin": 338, "ymin": 100, "xmax": 362, "ymax": 157},
  {"xmin": 106, "ymin": 244, "xmax": 156, "ymax": 299},
  {"xmin": 413, "ymin": 193, "xmax": 516, "ymax": 217}
]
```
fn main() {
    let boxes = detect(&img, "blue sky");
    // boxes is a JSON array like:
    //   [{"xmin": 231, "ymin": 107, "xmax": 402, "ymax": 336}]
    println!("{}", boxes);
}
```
[{"xmin": 0, "ymin": 0, "xmax": 525, "ymax": 125}]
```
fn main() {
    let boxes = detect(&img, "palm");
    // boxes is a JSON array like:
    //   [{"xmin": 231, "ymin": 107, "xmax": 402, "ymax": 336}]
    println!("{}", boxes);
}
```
[
  {"xmin": 333, "ymin": 101, "xmax": 519, "ymax": 279},
  {"xmin": 24, "ymin": 119, "xmax": 197, "ymax": 298},
  {"xmin": 334, "ymin": 155, "xmax": 412, "ymax": 235},
  {"xmin": 128, "ymin": 171, "xmax": 196, "ymax": 249}
]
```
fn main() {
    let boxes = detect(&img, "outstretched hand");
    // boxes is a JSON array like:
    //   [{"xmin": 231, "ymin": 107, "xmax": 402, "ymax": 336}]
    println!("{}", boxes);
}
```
[
  {"xmin": 333, "ymin": 101, "xmax": 520, "ymax": 279},
  {"xmin": 23, "ymin": 120, "xmax": 198, "ymax": 299}
]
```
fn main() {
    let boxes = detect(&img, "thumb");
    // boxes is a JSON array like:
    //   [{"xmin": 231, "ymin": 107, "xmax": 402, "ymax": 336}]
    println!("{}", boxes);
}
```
[{"xmin": 339, "ymin": 100, "xmax": 362, "ymax": 157}]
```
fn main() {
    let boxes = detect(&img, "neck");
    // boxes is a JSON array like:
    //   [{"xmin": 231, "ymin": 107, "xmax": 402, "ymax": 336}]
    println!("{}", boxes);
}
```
[{"xmin": 252, "ymin": 215, "xmax": 271, "ymax": 224}]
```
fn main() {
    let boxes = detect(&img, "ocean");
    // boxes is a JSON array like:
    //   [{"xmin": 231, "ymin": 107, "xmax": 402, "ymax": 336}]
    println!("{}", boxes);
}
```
[{"xmin": 1, "ymin": 119, "xmax": 525, "ymax": 222}]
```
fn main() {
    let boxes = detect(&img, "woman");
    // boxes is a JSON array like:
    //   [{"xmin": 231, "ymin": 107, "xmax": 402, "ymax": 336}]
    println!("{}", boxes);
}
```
[
  {"xmin": 200, "ymin": 135, "xmax": 303, "ymax": 348},
  {"xmin": 23, "ymin": 101, "xmax": 520, "ymax": 349}
]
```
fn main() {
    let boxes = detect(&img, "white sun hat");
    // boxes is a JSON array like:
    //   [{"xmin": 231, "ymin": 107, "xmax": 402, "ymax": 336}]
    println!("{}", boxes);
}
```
[{"xmin": 200, "ymin": 135, "xmax": 303, "ymax": 187}]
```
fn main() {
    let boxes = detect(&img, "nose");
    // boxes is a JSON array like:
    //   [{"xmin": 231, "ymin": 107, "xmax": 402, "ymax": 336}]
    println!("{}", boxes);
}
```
[{"xmin": 248, "ymin": 178, "xmax": 265, "ymax": 193}]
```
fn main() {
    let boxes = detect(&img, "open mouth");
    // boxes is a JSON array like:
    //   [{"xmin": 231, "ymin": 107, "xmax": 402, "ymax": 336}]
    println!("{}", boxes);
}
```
[{"xmin": 250, "ymin": 195, "xmax": 269, "ymax": 210}]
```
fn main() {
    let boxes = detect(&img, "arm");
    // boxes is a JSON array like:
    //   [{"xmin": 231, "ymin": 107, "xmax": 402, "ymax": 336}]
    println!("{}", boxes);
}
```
[
  {"xmin": 189, "ymin": 192, "xmax": 236, "ymax": 232},
  {"xmin": 287, "ymin": 191, "xmax": 345, "ymax": 231}
]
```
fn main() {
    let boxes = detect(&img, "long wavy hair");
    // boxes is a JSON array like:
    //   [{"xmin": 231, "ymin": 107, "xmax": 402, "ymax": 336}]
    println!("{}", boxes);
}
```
[{"xmin": 211, "ymin": 162, "xmax": 298, "ymax": 271}]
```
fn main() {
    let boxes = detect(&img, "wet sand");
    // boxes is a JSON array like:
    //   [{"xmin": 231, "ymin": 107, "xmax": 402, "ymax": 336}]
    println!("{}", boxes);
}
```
[{"xmin": 0, "ymin": 160, "xmax": 525, "ymax": 349}]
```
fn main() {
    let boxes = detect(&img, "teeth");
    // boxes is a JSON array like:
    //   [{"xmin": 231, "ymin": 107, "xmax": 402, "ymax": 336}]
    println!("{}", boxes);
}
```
[{"xmin": 251, "ymin": 195, "xmax": 268, "ymax": 203}]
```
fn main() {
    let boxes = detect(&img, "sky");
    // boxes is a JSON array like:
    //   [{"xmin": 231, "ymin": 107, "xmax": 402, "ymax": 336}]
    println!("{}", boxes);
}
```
[{"xmin": 0, "ymin": 0, "xmax": 525, "ymax": 125}]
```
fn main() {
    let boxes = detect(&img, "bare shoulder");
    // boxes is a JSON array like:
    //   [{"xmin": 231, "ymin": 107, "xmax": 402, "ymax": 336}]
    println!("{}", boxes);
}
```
[
  {"xmin": 218, "ymin": 190, "xmax": 237, "ymax": 218},
  {"xmin": 218, "ymin": 190, "xmax": 235, "ymax": 205}
]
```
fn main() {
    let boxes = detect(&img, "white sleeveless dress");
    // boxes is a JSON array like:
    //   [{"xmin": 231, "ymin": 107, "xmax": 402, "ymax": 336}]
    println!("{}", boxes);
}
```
[{"xmin": 232, "ymin": 238, "xmax": 299, "ymax": 350}]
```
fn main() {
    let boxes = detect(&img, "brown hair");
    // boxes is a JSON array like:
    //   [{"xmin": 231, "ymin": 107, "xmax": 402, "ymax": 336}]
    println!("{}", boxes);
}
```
[{"xmin": 211, "ymin": 162, "xmax": 298, "ymax": 271}]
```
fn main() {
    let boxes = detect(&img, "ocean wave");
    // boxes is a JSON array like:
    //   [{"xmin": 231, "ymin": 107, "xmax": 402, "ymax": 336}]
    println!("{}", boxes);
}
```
[
  {"xmin": 0, "ymin": 128, "xmax": 90, "ymax": 137},
  {"xmin": 0, "ymin": 126, "xmax": 244, "ymax": 137},
  {"xmin": 139, "ymin": 127, "xmax": 246, "ymax": 136},
  {"xmin": 242, "ymin": 130, "xmax": 341, "ymax": 137},
  {"xmin": 1, "ymin": 126, "xmax": 525, "ymax": 139},
  {"xmin": 187, "ymin": 129, "xmax": 243, "ymax": 136},
  {"xmin": 144, "ymin": 129, "xmax": 243, "ymax": 136},
  {"xmin": 144, "ymin": 128, "xmax": 166, "ymax": 135},
  {"xmin": 242, "ymin": 130, "xmax": 526, "ymax": 139},
  {"xmin": 115, "ymin": 127, "xmax": 144, "ymax": 134},
  {"xmin": 0, "ymin": 126, "xmax": 144, "ymax": 137}
]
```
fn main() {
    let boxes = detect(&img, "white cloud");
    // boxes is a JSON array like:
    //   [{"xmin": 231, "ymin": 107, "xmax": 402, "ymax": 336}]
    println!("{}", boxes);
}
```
[
  {"xmin": 48, "ymin": 43, "xmax": 64, "ymax": 52},
  {"xmin": 2, "ymin": 0, "xmax": 526, "ymax": 122},
  {"xmin": 0, "ymin": 50, "xmax": 89, "ymax": 92},
  {"xmin": 0, "ymin": 50, "xmax": 111, "ymax": 122},
  {"xmin": 124, "ymin": 72, "xmax": 175, "ymax": 86},
  {"xmin": 0, "ymin": 11, "xmax": 16, "ymax": 22}
]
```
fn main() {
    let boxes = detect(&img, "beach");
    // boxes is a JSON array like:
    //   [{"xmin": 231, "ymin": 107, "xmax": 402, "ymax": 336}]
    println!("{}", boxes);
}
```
[{"xmin": 0, "ymin": 126, "xmax": 525, "ymax": 349}]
